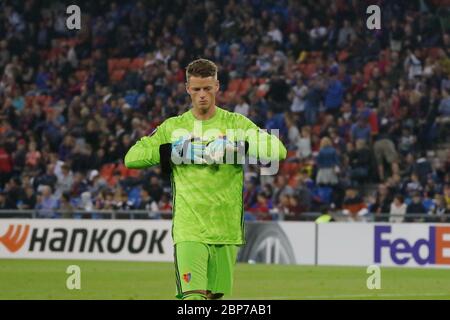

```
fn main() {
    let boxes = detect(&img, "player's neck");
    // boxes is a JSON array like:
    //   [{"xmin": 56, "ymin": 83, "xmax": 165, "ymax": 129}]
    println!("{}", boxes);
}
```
[{"xmin": 191, "ymin": 104, "xmax": 217, "ymax": 121}]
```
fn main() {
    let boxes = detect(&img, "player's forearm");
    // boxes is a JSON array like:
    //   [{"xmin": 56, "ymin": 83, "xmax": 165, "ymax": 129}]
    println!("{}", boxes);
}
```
[
  {"xmin": 247, "ymin": 132, "xmax": 287, "ymax": 161},
  {"xmin": 124, "ymin": 137, "xmax": 160, "ymax": 169}
]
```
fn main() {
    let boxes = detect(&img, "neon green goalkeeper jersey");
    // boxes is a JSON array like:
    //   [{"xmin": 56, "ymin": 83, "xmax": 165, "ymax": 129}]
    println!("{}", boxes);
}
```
[{"xmin": 124, "ymin": 107, "xmax": 287, "ymax": 245}]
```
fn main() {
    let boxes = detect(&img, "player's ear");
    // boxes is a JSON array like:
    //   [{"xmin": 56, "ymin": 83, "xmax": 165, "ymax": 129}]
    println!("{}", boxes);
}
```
[
  {"xmin": 215, "ymin": 80, "xmax": 220, "ymax": 92},
  {"xmin": 185, "ymin": 82, "xmax": 190, "ymax": 95}
]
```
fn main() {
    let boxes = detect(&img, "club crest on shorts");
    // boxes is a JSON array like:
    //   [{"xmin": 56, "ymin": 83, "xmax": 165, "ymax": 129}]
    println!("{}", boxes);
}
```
[{"xmin": 183, "ymin": 273, "xmax": 191, "ymax": 283}]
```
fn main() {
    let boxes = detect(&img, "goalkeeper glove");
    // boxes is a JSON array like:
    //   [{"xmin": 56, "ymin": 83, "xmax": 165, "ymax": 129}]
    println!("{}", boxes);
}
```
[
  {"xmin": 171, "ymin": 135, "xmax": 206, "ymax": 164},
  {"xmin": 204, "ymin": 137, "xmax": 246, "ymax": 164}
]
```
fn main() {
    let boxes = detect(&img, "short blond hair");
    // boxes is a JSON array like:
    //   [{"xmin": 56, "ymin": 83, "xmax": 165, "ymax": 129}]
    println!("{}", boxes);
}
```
[{"xmin": 320, "ymin": 137, "xmax": 332, "ymax": 148}]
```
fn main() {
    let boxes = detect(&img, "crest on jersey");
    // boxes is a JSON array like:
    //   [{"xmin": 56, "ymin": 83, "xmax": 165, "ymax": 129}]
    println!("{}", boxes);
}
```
[{"xmin": 183, "ymin": 273, "xmax": 191, "ymax": 283}]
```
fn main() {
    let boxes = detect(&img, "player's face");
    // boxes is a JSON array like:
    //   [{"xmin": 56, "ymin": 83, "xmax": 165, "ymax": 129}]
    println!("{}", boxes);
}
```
[{"xmin": 186, "ymin": 76, "xmax": 219, "ymax": 113}]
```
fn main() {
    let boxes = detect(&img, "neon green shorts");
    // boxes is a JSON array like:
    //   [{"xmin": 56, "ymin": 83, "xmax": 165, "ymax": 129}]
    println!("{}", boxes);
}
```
[{"xmin": 174, "ymin": 241, "xmax": 238, "ymax": 299}]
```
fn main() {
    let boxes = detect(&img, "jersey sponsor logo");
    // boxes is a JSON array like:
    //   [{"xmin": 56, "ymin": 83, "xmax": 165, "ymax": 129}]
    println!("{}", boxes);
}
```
[
  {"xmin": 183, "ymin": 272, "xmax": 191, "ymax": 283},
  {"xmin": 0, "ymin": 224, "xmax": 30, "ymax": 252}
]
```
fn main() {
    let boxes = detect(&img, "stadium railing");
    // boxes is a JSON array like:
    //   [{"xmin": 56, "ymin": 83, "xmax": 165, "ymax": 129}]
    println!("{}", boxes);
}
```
[{"xmin": 0, "ymin": 210, "xmax": 448, "ymax": 222}]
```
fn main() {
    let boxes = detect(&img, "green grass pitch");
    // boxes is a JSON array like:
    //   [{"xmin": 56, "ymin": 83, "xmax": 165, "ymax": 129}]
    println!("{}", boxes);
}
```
[{"xmin": 1, "ymin": 259, "xmax": 449, "ymax": 300}]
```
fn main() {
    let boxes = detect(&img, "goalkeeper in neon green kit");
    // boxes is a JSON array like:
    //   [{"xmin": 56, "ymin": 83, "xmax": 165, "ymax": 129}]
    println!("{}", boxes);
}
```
[{"xmin": 124, "ymin": 59, "xmax": 287, "ymax": 300}]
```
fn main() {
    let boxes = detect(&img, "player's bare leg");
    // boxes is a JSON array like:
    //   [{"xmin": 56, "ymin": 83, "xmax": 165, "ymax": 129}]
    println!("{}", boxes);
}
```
[
  {"xmin": 391, "ymin": 161, "xmax": 399, "ymax": 177},
  {"xmin": 377, "ymin": 164, "xmax": 385, "ymax": 182}
]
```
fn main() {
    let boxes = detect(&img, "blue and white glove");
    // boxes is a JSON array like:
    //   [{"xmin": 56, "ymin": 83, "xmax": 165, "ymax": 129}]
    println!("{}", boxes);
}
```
[
  {"xmin": 204, "ymin": 137, "xmax": 241, "ymax": 164},
  {"xmin": 171, "ymin": 135, "xmax": 206, "ymax": 164}
]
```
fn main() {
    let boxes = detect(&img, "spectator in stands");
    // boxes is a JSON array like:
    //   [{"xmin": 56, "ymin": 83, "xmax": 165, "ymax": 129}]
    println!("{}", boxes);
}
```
[
  {"xmin": 158, "ymin": 193, "xmax": 173, "ymax": 219},
  {"xmin": 371, "ymin": 183, "xmax": 393, "ymax": 221},
  {"xmin": 244, "ymin": 178, "xmax": 259, "ymax": 210},
  {"xmin": 0, "ymin": 190, "xmax": 12, "ymax": 210},
  {"xmin": 296, "ymin": 126, "xmax": 312, "ymax": 159},
  {"xmin": 373, "ymin": 124, "xmax": 400, "ymax": 182},
  {"xmin": 135, "ymin": 188, "xmax": 155, "ymax": 211},
  {"xmin": 144, "ymin": 176, "xmax": 163, "ymax": 203},
  {"xmin": 266, "ymin": 74, "xmax": 290, "ymax": 113},
  {"xmin": 398, "ymin": 128, "xmax": 416, "ymax": 156},
  {"xmin": 349, "ymin": 139, "xmax": 371, "ymax": 185},
  {"xmin": 4, "ymin": 177, "xmax": 22, "ymax": 209},
  {"xmin": 247, "ymin": 193, "xmax": 271, "ymax": 220},
  {"xmin": 12, "ymin": 139, "xmax": 27, "ymax": 176},
  {"xmin": 54, "ymin": 164, "xmax": 73, "ymax": 199},
  {"xmin": 234, "ymin": 95, "xmax": 250, "ymax": 117},
  {"xmin": 324, "ymin": 72, "xmax": 344, "ymax": 117},
  {"xmin": 428, "ymin": 194, "xmax": 450, "ymax": 222},
  {"xmin": 284, "ymin": 195, "xmax": 303, "ymax": 221},
  {"xmin": 272, "ymin": 175, "xmax": 294, "ymax": 206},
  {"xmin": 274, "ymin": 194, "xmax": 291, "ymax": 220},
  {"xmin": 406, "ymin": 173, "xmax": 424, "ymax": 196},
  {"xmin": 309, "ymin": 18, "xmax": 327, "ymax": 50},
  {"xmin": 316, "ymin": 137, "xmax": 339, "ymax": 186},
  {"xmin": 404, "ymin": 48, "xmax": 423, "ymax": 80},
  {"xmin": 294, "ymin": 171, "xmax": 313, "ymax": 212},
  {"xmin": 350, "ymin": 115, "xmax": 371, "ymax": 145},
  {"xmin": 342, "ymin": 187, "xmax": 368, "ymax": 221},
  {"xmin": 303, "ymin": 77, "xmax": 322, "ymax": 125},
  {"xmin": 0, "ymin": 142, "xmax": 13, "ymax": 188},
  {"xmin": 337, "ymin": 19, "xmax": 356, "ymax": 49},
  {"xmin": 289, "ymin": 77, "xmax": 308, "ymax": 114},
  {"xmin": 59, "ymin": 192, "xmax": 75, "ymax": 219},
  {"xmin": 414, "ymin": 151, "xmax": 434, "ymax": 186},
  {"xmin": 0, "ymin": 0, "xmax": 448, "ymax": 222},
  {"xmin": 35, "ymin": 185, "xmax": 59, "ymax": 218},
  {"xmin": 389, "ymin": 194, "xmax": 407, "ymax": 223},
  {"xmin": 286, "ymin": 116, "xmax": 300, "ymax": 151},
  {"xmin": 25, "ymin": 141, "xmax": 41, "ymax": 169},
  {"xmin": 444, "ymin": 184, "xmax": 450, "ymax": 208},
  {"xmin": 406, "ymin": 192, "xmax": 427, "ymax": 222},
  {"xmin": 17, "ymin": 185, "xmax": 36, "ymax": 210}
]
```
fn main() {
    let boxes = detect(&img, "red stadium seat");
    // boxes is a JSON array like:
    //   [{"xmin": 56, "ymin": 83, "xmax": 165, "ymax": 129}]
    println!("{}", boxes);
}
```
[
  {"xmin": 108, "ymin": 59, "xmax": 120, "ymax": 74},
  {"xmin": 129, "ymin": 58, "xmax": 145, "ymax": 70},
  {"xmin": 239, "ymin": 78, "xmax": 252, "ymax": 95},
  {"xmin": 287, "ymin": 150, "xmax": 296, "ymax": 158},
  {"xmin": 304, "ymin": 63, "xmax": 317, "ymax": 78},
  {"xmin": 117, "ymin": 163, "xmax": 140, "ymax": 178},
  {"xmin": 227, "ymin": 79, "xmax": 242, "ymax": 92},
  {"xmin": 117, "ymin": 58, "xmax": 131, "ymax": 70},
  {"xmin": 364, "ymin": 62, "xmax": 377, "ymax": 82},
  {"xmin": 428, "ymin": 47, "xmax": 441, "ymax": 59},
  {"xmin": 312, "ymin": 125, "xmax": 321, "ymax": 136},
  {"xmin": 338, "ymin": 50, "xmax": 349, "ymax": 62},
  {"xmin": 224, "ymin": 90, "xmax": 238, "ymax": 101},
  {"xmin": 75, "ymin": 70, "xmax": 88, "ymax": 82},
  {"xmin": 110, "ymin": 69, "xmax": 126, "ymax": 82},
  {"xmin": 25, "ymin": 96, "xmax": 35, "ymax": 108},
  {"xmin": 80, "ymin": 58, "xmax": 92, "ymax": 68},
  {"xmin": 100, "ymin": 163, "xmax": 116, "ymax": 180},
  {"xmin": 258, "ymin": 78, "xmax": 268, "ymax": 84}
]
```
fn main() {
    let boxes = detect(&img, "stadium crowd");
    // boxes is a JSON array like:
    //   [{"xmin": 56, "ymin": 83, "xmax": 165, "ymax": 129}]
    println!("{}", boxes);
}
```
[{"xmin": 0, "ymin": 0, "xmax": 449, "ymax": 222}]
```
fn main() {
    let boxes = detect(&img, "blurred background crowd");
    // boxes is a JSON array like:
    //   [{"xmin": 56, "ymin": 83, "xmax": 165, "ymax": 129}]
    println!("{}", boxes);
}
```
[{"xmin": 0, "ymin": 0, "xmax": 449, "ymax": 222}]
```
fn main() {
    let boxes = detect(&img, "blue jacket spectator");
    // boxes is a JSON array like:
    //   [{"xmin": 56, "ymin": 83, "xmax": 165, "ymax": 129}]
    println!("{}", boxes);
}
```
[
  {"xmin": 316, "ymin": 137, "xmax": 339, "ymax": 186},
  {"xmin": 324, "ymin": 76, "xmax": 343, "ymax": 112}
]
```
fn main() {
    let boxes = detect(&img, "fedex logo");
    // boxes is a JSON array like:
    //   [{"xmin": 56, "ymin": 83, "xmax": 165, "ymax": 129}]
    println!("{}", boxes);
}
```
[{"xmin": 374, "ymin": 226, "xmax": 450, "ymax": 265}]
